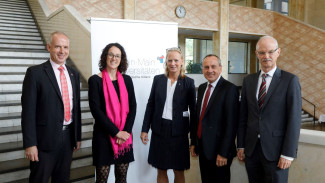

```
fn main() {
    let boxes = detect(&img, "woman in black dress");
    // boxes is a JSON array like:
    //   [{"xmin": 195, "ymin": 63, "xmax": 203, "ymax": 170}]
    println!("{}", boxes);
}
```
[
  {"xmin": 140, "ymin": 47, "xmax": 196, "ymax": 183},
  {"xmin": 88, "ymin": 43, "xmax": 136, "ymax": 183}
]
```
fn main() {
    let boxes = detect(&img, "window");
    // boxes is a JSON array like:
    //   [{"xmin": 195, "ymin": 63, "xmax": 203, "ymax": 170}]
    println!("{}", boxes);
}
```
[
  {"xmin": 185, "ymin": 38, "xmax": 248, "ymax": 74},
  {"xmin": 185, "ymin": 38, "xmax": 213, "ymax": 74},
  {"xmin": 228, "ymin": 42, "xmax": 248, "ymax": 74}
]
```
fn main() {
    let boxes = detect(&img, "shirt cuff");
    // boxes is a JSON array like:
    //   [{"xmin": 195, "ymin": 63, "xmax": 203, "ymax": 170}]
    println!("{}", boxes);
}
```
[{"xmin": 281, "ymin": 155, "xmax": 294, "ymax": 161}]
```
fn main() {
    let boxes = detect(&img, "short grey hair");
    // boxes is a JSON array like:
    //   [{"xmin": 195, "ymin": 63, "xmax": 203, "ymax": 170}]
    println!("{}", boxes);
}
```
[
  {"xmin": 48, "ymin": 31, "xmax": 69, "ymax": 44},
  {"xmin": 256, "ymin": 36, "xmax": 278, "ymax": 50},
  {"xmin": 203, "ymin": 54, "xmax": 222, "ymax": 66}
]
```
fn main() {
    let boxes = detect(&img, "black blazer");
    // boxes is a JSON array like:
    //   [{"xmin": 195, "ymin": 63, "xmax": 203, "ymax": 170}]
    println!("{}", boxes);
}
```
[
  {"xmin": 191, "ymin": 77, "xmax": 239, "ymax": 160},
  {"xmin": 142, "ymin": 74, "xmax": 196, "ymax": 136},
  {"xmin": 237, "ymin": 68, "xmax": 302, "ymax": 161},
  {"xmin": 21, "ymin": 60, "xmax": 81, "ymax": 150}
]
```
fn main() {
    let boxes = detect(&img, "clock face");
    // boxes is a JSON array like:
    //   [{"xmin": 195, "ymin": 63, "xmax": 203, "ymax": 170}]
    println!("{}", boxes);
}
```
[{"xmin": 175, "ymin": 5, "xmax": 186, "ymax": 18}]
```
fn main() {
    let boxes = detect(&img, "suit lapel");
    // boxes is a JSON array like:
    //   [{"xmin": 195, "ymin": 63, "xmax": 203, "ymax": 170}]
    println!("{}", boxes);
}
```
[
  {"xmin": 197, "ymin": 83, "xmax": 207, "ymax": 117},
  {"xmin": 43, "ymin": 60, "xmax": 62, "ymax": 100},
  {"xmin": 252, "ymin": 71, "xmax": 261, "ymax": 111},
  {"xmin": 66, "ymin": 66, "xmax": 76, "ymax": 105},
  {"xmin": 262, "ymin": 68, "xmax": 281, "ymax": 109},
  {"xmin": 173, "ymin": 75, "xmax": 183, "ymax": 103},
  {"xmin": 160, "ymin": 75, "xmax": 168, "ymax": 106}
]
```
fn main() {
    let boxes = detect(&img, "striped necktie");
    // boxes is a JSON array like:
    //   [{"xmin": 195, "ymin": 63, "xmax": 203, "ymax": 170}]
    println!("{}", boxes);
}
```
[{"xmin": 258, "ymin": 74, "xmax": 267, "ymax": 108}]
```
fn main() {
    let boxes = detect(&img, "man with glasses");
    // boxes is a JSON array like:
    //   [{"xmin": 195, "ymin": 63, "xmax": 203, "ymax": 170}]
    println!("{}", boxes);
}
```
[{"xmin": 237, "ymin": 36, "xmax": 302, "ymax": 183}]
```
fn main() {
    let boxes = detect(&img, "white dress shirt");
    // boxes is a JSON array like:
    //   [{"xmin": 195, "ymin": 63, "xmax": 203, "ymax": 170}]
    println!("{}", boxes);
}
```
[
  {"xmin": 200, "ymin": 75, "xmax": 221, "ymax": 115},
  {"xmin": 256, "ymin": 66, "xmax": 276, "ymax": 100},
  {"xmin": 50, "ymin": 59, "xmax": 73, "ymax": 125},
  {"xmin": 162, "ymin": 79, "xmax": 177, "ymax": 120}
]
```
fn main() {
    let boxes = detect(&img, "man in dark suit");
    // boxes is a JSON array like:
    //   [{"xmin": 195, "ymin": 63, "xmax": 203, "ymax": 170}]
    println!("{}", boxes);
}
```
[
  {"xmin": 237, "ymin": 36, "xmax": 302, "ymax": 183},
  {"xmin": 21, "ymin": 31, "xmax": 81, "ymax": 183},
  {"xmin": 190, "ymin": 54, "xmax": 239, "ymax": 183}
]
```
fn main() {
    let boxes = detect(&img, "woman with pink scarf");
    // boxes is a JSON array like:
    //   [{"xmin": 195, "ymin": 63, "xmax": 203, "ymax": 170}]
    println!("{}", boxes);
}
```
[{"xmin": 88, "ymin": 43, "xmax": 136, "ymax": 183}]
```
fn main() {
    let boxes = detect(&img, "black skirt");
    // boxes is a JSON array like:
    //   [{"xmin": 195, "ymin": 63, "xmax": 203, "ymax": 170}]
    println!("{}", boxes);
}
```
[
  {"xmin": 148, "ymin": 119, "xmax": 190, "ymax": 170},
  {"xmin": 92, "ymin": 124, "xmax": 134, "ymax": 166}
]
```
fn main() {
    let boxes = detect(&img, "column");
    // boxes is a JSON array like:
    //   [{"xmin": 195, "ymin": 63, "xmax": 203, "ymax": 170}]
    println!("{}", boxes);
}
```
[
  {"xmin": 124, "ymin": 0, "xmax": 136, "ymax": 19},
  {"xmin": 289, "ymin": 0, "xmax": 305, "ymax": 21},
  {"xmin": 213, "ymin": 0, "xmax": 229, "ymax": 79}
]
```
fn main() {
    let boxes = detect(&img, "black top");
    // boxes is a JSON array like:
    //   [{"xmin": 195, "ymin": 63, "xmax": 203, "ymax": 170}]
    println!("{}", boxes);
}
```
[{"xmin": 88, "ymin": 74, "xmax": 137, "ymax": 165}]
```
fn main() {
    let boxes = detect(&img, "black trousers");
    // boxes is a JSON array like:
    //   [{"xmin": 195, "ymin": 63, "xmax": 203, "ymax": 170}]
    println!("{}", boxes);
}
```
[
  {"xmin": 245, "ymin": 139, "xmax": 289, "ymax": 183},
  {"xmin": 29, "ymin": 128, "xmax": 73, "ymax": 183},
  {"xmin": 198, "ymin": 140, "xmax": 233, "ymax": 183}
]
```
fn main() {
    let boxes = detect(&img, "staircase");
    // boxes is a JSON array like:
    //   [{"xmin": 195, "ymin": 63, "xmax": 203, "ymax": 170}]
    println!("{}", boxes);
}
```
[
  {"xmin": 0, "ymin": 0, "xmax": 95, "ymax": 182},
  {"xmin": 301, "ymin": 110, "xmax": 315, "ymax": 123}
]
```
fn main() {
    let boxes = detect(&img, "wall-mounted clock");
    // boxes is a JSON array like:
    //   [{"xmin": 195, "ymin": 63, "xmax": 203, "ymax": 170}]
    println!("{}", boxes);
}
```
[{"xmin": 175, "ymin": 5, "xmax": 186, "ymax": 18}]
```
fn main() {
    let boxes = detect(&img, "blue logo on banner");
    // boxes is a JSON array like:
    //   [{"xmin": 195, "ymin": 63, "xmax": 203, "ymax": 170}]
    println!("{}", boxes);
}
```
[{"xmin": 157, "ymin": 55, "xmax": 164, "ymax": 63}]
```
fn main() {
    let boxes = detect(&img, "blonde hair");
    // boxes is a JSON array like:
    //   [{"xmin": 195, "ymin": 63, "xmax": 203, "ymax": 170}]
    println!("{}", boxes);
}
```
[{"xmin": 164, "ymin": 47, "xmax": 186, "ymax": 79}]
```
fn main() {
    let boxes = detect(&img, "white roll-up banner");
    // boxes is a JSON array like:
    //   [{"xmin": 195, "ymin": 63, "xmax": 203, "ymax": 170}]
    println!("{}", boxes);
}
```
[{"xmin": 90, "ymin": 18, "xmax": 178, "ymax": 183}]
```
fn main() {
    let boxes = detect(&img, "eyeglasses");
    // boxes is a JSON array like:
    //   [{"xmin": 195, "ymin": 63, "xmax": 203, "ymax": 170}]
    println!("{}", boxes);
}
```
[
  {"xmin": 256, "ymin": 48, "xmax": 278, "ymax": 56},
  {"xmin": 108, "ymin": 53, "xmax": 121, "ymax": 60}
]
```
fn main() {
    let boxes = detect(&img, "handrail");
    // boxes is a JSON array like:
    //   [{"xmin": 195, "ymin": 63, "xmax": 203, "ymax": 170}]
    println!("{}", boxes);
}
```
[{"xmin": 302, "ymin": 97, "xmax": 316, "ymax": 125}]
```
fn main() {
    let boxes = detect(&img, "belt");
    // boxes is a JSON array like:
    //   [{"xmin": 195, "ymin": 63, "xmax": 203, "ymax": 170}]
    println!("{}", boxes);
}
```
[{"xmin": 62, "ymin": 125, "xmax": 70, "ymax": 131}]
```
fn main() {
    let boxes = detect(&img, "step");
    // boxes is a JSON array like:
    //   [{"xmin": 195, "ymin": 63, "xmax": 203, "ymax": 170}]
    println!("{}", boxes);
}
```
[
  {"xmin": 301, "ymin": 114, "xmax": 309, "ymax": 118},
  {"xmin": 0, "ymin": 131, "xmax": 93, "ymax": 162},
  {"xmin": 0, "ymin": 34, "xmax": 42, "ymax": 40},
  {"xmin": 0, "ymin": 81, "xmax": 22, "ymax": 92},
  {"xmin": 0, "ymin": 12, "xmax": 33, "ymax": 20},
  {"xmin": 0, "ymin": 19, "xmax": 36, "ymax": 26},
  {"xmin": 0, "ymin": 2, "xmax": 29, "ymax": 11},
  {"xmin": 0, "ymin": 89, "xmax": 88, "ymax": 102},
  {"xmin": 0, "ymin": 79, "xmax": 85, "ymax": 92},
  {"xmin": 5, "ymin": 165, "xmax": 95, "ymax": 183},
  {"xmin": 0, "ymin": 98, "xmax": 90, "ymax": 114},
  {"xmin": 0, "ymin": 22, "xmax": 37, "ymax": 29},
  {"xmin": 0, "ymin": 120, "xmax": 93, "ymax": 146},
  {"xmin": 0, "ymin": 147, "xmax": 92, "ymax": 174},
  {"xmin": 0, "ymin": 7, "xmax": 31, "ymax": 14},
  {"xmin": 0, "ymin": 107, "xmax": 92, "ymax": 128},
  {"xmin": 0, "ymin": 6, "xmax": 30, "ymax": 14},
  {"xmin": 0, "ymin": 15, "xmax": 35, "ymax": 23},
  {"xmin": 0, "ymin": 117, "xmax": 93, "ymax": 139},
  {"xmin": 0, "ymin": 30, "xmax": 41, "ymax": 37},
  {"xmin": 0, "ymin": 148, "xmax": 93, "ymax": 182},
  {"xmin": 0, "ymin": 73, "xmax": 25, "ymax": 82},
  {"xmin": 0, "ymin": 38, "xmax": 43, "ymax": 44},
  {"xmin": 301, "ymin": 117, "xmax": 314, "ymax": 122},
  {"xmin": 0, "ymin": 43, "xmax": 46, "ymax": 50},
  {"xmin": 0, "ymin": 0, "xmax": 28, "ymax": 6},
  {"xmin": 0, "ymin": 65, "xmax": 29, "ymax": 72},
  {"xmin": 0, "ymin": 58, "xmax": 47, "ymax": 65},
  {"xmin": 0, "ymin": 51, "xmax": 50, "ymax": 58},
  {"xmin": 0, "ymin": 9, "xmax": 32, "ymax": 17}
]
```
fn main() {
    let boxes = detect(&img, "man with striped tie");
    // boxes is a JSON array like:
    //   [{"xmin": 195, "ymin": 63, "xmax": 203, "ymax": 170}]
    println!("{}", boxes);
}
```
[{"xmin": 237, "ymin": 36, "xmax": 302, "ymax": 183}]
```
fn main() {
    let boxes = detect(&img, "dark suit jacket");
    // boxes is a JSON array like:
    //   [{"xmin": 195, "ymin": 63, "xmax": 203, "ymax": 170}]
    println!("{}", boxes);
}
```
[
  {"xmin": 21, "ymin": 60, "xmax": 81, "ymax": 151},
  {"xmin": 142, "ymin": 74, "xmax": 196, "ymax": 136},
  {"xmin": 191, "ymin": 77, "xmax": 239, "ymax": 160},
  {"xmin": 237, "ymin": 68, "xmax": 301, "ymax": 161}
]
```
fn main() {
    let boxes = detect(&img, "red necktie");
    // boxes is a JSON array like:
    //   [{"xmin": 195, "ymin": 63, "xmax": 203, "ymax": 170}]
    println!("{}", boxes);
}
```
[
  {"xmin": 258, "ymin": 74, "xmax": 267, "ymax": 108},
  {"xmin": 58, "ymin": 66, "xmax": 71, "ymax": 122},
  {"xmin": 197, "ymin": 84, "xmax": 212, "ymax": 139}
]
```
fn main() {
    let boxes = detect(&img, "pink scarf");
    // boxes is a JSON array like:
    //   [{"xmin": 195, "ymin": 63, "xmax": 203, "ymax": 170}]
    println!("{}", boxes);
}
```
[{"xmin": 102, "ymin": 69, "xmax": 132, "ymax": 158}]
